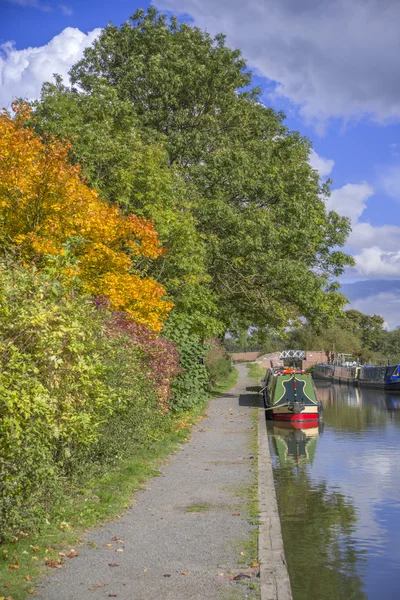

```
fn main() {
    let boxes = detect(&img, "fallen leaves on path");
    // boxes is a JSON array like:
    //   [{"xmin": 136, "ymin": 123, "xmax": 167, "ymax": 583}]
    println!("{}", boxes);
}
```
[
  {"xmin": 88, "ymin": 583, "xmax": 107, "ymax": 591},
  {"xmin": 108, "ymin": 563, "xmax": 119, "ymax": 567},
  {"xmin": 67, "ymin": 549, "xmax": 79, "ymax": 558},
  {"xmin": 45, "ymin": 559, "xmax": 62, "ymax": 569}
]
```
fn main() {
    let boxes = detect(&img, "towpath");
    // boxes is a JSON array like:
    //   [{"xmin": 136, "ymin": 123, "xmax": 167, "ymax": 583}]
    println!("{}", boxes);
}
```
[{"xmin": 37, "ymin": 364, "xmax": 261, "ymax": 600}]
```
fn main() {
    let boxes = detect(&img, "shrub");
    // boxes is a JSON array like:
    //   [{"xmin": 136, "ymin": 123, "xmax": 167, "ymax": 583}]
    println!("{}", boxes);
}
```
[
  {"xmin": 162, "ymin": 313, "xmax": 209, "ymax": 411},
  {"xmin": 104, "ymin": 311, "xmax": 181, "ymax": 411},
  {"xmin": 205, "ymin": 339, "xmax": 233, "ymax": 385},
  {"xmin": 0, "ymin": 258, "xmax": 173, "ymax": 537}
]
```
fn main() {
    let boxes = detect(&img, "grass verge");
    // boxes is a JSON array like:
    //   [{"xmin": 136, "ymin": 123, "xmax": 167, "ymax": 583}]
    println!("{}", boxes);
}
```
[
  {"xmin": 246, "ymin": 362, "xmax": 265, "ymax": 379},
  {"xmin": 1, "ymin": 368, "xmax": 238, "ymax": 600},
  {"xmin": 185, "ymin": 503, "xmax": 212, "ymax": 513},
  {"xmin": 212, "ymin": 366, "xmax": 239, "ymax": 395},
  {"xmin": 228, "ymin": 388, "xmax": 260, "ymax": 599}
]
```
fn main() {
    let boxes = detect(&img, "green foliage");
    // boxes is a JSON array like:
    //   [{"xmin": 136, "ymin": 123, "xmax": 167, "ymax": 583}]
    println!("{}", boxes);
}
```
[
  {"xmin": 0, "ymin": 257, "xmax": 170, "ymax": 537},
  {"xmin": 338, "ymin": 309, "xmax": 385, "ymax": 352},
  {"xmin": 288, "ymin": 322, "xmax": 362, "ymax": 355},
  {"xmin": 32, "ymin": 7, "xmax": 354, "ymax": 335},
  {"xmin": 204, "ymin": 339, "xmax": 233, "ymax": 386},
  {"xmin": 162, "ymin": 313, "xmax": 209, "ymax": 411},
  {"xmin": 287, "ymin": 309, "xmax": 390, "ymax": 363}
]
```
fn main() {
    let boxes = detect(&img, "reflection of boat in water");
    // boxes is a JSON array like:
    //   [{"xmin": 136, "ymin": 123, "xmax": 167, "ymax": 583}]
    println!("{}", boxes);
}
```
[
  {"xmin": 271, "ymin": 421, "xmax": 322, "ymax": 466},
  {"xmin": 317, "ymin": 382, "xmax": 361, "ymax": 406},
  {"xmin": 262, "ymin": 367, "xmax": 322, "ymax": 423},
  {"xmin": 385, "ymin": 396, "xmax": 400, "ymax": 411}
]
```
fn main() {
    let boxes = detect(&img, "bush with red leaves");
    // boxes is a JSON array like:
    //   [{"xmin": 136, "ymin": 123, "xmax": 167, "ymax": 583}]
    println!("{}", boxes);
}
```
[{"xmin": 105, "ymin": 311, "xmax": 181, "ymax": 411}]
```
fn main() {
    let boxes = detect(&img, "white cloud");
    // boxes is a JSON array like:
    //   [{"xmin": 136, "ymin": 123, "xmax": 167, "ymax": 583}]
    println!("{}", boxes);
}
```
[
  {"xmin": 380, "ymin": 164, "xmax": 400, "ymax": 201},
  {"xmin": 7, "ymin": 0, "xmax": 51, "ymax": 10},
  {"xmin": 59, "ymin": 4, "xmax": 73, "ymax": 15},
  {"xmin": 326, "ymin": 182, "xmax": 374, "ymax": 224},
  {"xmin": 325, "ymin": 181, "xmax": 400, "ymax": 282},
  {"xmin": 0, "ymin": 27, "xmax": 101, "ymax": 108},
  {"xmin": 350, "ymin": 292, "xmax": 400, "ymax": 330},
  {"xmin": 353, "ymin": 247, "xmax": 400, "ymax": 278},
  {"xmin": 154, "ymin": 0, "xmax": 400, "ymax": 124},
  {"xmin": 309, "ymin": 149, "xmax": 334, "ymax": 178},
  {"xmin": 349, "ymin": 222, "xmax": 400, "ymax": 253}
]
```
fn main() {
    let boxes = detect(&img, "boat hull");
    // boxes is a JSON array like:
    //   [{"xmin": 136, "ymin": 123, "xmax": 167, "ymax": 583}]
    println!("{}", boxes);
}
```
[
  {"xmin": 270, "ymin": 405, "xmax": 320, "ymax": 422},
  {"xmin": 272, "ymin": 412, "xmax": 320, "ymax": 422}
]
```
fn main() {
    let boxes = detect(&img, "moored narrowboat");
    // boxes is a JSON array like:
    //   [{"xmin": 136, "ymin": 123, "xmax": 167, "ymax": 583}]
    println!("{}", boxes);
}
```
[
  {"xmin": 332, "ymin": 365, "xmax": 359, "ymax": 385},
  {"xmin": 384, "ymin": 365, "xmax": 400, "ymax": 392},
  {"xmin": 262, "ymin": 367, "xmax": 322, "ymax": 422},
  {"xmin": 313, "ymin": 363, "xmax": 335, "ymax": 381},
  {"xmin": 357, "ymin": 365, "xmax": 386, "ymax": 389}
]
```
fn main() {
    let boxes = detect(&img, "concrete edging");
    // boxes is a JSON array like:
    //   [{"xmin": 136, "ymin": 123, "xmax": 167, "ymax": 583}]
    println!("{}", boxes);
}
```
[{"xmin": 258, "ymin": 402, "xmax": 293, "ymax": 600}]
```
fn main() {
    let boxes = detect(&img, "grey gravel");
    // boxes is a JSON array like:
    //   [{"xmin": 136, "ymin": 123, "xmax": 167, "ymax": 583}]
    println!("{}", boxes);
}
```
[{"xmin": 37, "ymin": 364, "xmax": 259, "ymax": 600}]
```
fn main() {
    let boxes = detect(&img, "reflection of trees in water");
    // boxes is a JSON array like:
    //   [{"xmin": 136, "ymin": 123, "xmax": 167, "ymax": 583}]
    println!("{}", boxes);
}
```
[
  {"xmin": 316, "ymin": 384, "xmax": 388, "ymax": 431},
  {"xmin": 273, "ymin": 464, "xmax": 367, "ymax": 600}
]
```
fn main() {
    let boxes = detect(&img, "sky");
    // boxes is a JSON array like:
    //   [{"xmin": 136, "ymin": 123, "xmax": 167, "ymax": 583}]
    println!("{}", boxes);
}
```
[{"xmin": 1, "ymin": 0, "xmax": 400, "ymax": 326}]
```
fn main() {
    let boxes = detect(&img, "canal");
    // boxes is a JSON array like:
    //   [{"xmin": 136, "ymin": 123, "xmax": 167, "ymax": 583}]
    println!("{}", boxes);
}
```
[{"xmin": 268, "ymin": 381, "xmax": 400, "ymax": 600}]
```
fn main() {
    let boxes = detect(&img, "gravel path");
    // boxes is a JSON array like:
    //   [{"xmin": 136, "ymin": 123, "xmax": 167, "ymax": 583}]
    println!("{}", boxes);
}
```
[{"xmin": 37, "ymin": 364, "xmax": 259, "ymax": 600}]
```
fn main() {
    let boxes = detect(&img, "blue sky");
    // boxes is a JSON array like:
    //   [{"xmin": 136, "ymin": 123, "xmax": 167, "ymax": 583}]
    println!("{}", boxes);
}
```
[{"xmin": 1, "ymin": 0, "xmax": 400, "ymax": 326}]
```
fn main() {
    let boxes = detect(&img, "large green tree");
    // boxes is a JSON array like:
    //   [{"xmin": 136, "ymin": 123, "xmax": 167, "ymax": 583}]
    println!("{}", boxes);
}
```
[
  {"xmin": 338, "ymin": 309, "xmax": 385, "ymax": 351},
  {"xmin": 33, "ymin": 8, "xmax": 354, "ymax": 335},
  {"xmin": 32, "ymin": 80, "xmax": 219, "ymax": 336}
]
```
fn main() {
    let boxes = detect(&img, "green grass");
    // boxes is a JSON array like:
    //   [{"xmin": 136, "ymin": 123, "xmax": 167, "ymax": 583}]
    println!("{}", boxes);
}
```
[
  {"xmin": 1, "ymin": 369, "xmax": 239, "ymax": 599},
  {"xmin": 212, "ymin": 366, "xmax": 239, "ymax": 395},
  {"xmin": 228, "ymin": 393, "xmax": 260, "ymax": 598},
  {"xmin": 185, "ymin": 503, "xmax": 212, "ymax": 513},
  {"xmin": 0, "ymin": 422, "xmax": 199, "ymax": 598},
  {"xmin": 246, "ymin": 363, "xmax": 265, "ymax": 379}
]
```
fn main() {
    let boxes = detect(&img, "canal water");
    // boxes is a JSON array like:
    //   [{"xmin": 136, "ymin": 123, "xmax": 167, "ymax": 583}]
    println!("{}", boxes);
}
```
[{"xmin": 268, "ymin": 381, "xmax": 400, "ymax": 600}]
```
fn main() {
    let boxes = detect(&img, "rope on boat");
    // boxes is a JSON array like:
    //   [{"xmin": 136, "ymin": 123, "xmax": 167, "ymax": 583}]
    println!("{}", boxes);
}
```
[{"xmin": 263, "ymin": 403, "xmax": 289, "ymax": 411}]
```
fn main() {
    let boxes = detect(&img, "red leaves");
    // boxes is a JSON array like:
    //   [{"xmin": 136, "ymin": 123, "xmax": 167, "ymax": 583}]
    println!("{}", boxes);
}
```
[{"xmin": 105, "ymin": 312, "xmax": 181, "ymax": 410}]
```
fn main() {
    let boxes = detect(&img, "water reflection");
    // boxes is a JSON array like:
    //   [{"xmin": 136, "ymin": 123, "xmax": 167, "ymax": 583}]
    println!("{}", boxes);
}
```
[
  {"xmin": 269, "ymin": 382, "xmax": 400, "ymax": 600},
  {"xmin": 269, "ymin": 421, "xmax": 322, "ymax": 467},
  {"xmin": 385, "ymin": 395, "xmax": 400, "ymax": 412}
]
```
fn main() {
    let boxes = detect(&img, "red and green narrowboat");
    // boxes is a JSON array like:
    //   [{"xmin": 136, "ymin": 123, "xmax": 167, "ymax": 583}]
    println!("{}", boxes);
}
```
[{"xmin": 262, "ymin": 367, "xmax": 322, "ymax": 423}]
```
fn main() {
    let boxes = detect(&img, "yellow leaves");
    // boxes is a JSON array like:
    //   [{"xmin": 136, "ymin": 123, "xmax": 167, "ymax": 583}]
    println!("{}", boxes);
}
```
[
  {"xmin": 0, "ymin": 104, "xmax": 172, "ymax": 331},
  {"xmin": 95, "ymin": 273, "xmax": 173, "ymax": 332}
]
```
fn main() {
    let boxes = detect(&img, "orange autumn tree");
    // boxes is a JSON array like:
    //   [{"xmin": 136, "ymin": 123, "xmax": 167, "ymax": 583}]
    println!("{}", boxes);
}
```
[{"xmin": 0, "ymin": 104, "xmax": 172, "ymax": 331}]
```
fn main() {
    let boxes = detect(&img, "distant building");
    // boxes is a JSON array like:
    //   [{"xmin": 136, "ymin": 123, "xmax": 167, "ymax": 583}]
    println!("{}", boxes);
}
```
[{"xmin": 301, "ymin": 351, "xmax": 331, "ymax": 370}]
